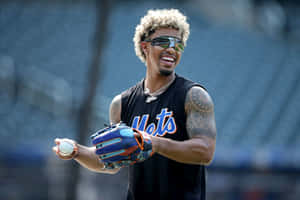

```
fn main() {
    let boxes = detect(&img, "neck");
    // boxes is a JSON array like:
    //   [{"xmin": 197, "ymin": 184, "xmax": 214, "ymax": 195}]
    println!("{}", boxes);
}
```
[{"xmin": 145, "ymin": 71, "xmax": 175, "ymax": 93}]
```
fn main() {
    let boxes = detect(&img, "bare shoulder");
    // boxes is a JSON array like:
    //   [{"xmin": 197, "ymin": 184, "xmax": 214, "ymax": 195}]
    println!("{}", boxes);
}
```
[
  {"xmin": 109, "ymin": 94, "xmax": 122, "ymax": 124},
  {"xmin": 185, "ymin": 86, "xmax": 214, "ymax": 114}
]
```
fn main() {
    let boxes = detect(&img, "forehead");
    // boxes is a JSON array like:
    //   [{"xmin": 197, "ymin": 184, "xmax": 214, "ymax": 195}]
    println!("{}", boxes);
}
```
[{"xmin": 150, "ymin": 27, "xmax": 181, "ymax": 39}]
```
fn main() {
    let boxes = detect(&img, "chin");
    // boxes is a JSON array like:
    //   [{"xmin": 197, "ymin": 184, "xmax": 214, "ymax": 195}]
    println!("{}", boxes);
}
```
[{"xmin": 159, "ymin": 69, "xmax": 174, "ymax": 76}]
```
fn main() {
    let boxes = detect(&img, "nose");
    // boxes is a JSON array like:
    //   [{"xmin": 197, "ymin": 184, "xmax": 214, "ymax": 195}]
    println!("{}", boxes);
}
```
[{"xmin": 165, "ymin": 46, "xmax": 176, "ymax": 54}]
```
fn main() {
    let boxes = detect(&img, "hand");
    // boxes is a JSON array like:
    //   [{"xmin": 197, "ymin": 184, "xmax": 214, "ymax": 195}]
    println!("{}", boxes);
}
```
[
  {"xmin": 52, "ymin": 138, "xmax": 78, "ymax": 160},
  {"xmin": 91, "ymin": 123, "xmax": 154, "ymax": 168}
]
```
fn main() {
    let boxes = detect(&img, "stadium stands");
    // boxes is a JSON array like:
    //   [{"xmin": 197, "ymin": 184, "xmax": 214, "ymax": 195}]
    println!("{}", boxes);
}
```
[
  {"xmin": 0, "ymin": 0, "xmax": 300, "ymax": 169},
  {"xmin": 1, "ymin": 1, "xmax": 300, "ymax": 199}
]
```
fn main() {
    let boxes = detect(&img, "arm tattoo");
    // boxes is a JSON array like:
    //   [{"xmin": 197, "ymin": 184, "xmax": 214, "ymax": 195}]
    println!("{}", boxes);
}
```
[{"xmin": 185, "ymin": 87, "xmax": 217, "ymax": 139}]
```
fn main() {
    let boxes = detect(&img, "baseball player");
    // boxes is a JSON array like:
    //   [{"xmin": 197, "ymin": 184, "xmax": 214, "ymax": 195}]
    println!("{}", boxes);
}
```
[{"xmin": 53, "ymin": 9, "xmax": 216, "ymax": 200}]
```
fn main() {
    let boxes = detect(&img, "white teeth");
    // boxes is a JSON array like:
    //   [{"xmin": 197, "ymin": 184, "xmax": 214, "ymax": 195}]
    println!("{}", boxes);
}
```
[{"xmin": 161, "ymin": 57, "xmax": 174, "ymax": 62}]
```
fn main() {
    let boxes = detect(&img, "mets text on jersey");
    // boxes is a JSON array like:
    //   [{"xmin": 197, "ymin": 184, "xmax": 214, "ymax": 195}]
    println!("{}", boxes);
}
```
[{"xmin": 131, "ymin": 108, "xmax": 177, "ymax": 136}]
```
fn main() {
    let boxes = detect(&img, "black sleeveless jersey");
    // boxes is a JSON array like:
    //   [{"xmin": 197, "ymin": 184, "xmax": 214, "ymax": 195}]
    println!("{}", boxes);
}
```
[{"xmin": 121, "ymin": 74, "xmax": 206, "ymax": 200}]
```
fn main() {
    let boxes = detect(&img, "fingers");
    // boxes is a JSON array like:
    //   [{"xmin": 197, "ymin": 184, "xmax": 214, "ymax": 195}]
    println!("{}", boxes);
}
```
[
  {"xmin": 53, "ymin": 138, "xmax": 76, "ymax": 160},
  {"xmin": 53, "ymin": 138, "xmax": 60, "ymax": 154},
  {"xmin": 55, "ymin": 138, "xmax": 60, "ymax": 145}
]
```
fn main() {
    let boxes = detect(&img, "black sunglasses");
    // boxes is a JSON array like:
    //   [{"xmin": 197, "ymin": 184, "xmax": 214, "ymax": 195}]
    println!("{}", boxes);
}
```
[{"xmin": 144, "ymin": 36, "xmax": 184, "ymax": 52}]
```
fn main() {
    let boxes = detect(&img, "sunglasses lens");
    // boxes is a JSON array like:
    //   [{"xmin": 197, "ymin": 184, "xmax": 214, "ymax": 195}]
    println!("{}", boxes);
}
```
[
  {"xmin": 152, "ymin": 38, "xmax": 169, "ymax": 45},
  {"xmin": 150, "ymin": 37, "xmax": 184, "ymax": 52},
  {"xmin": 176, "ymin": 43, "xmax": 184, "ymax": 52},
  {"xmin": 160, "ymin": 43, "xmax": 170, "ymax": 48}
]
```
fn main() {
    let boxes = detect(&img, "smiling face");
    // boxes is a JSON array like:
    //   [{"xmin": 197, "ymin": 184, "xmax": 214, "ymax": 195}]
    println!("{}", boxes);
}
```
[{"xmin": 141, "ymin": 27, "xmax": 183, "ymax": 77}]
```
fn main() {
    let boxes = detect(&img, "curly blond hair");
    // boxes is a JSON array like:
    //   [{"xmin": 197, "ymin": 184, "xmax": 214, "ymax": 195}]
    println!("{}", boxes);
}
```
[{"xmin": 133, "ymin": 9, "xmax": 190, "ymax": 63}]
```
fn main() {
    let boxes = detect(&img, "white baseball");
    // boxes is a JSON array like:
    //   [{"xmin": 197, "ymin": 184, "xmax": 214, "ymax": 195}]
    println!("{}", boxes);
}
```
[{"xmin": 58, "ymin": 141, "xmax": 74, "ymax": 156}]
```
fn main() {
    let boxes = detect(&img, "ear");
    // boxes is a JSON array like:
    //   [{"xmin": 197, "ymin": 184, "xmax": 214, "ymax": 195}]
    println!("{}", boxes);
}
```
[{"xmin": 141, "ymin": 41, "xmax": 148, "ymax": 55}]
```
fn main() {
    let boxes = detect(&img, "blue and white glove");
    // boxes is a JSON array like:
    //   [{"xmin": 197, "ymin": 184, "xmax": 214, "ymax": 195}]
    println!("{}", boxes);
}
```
[{"xmin": 91, "ymin": 123, "xmax": 154, "ymax": 169}]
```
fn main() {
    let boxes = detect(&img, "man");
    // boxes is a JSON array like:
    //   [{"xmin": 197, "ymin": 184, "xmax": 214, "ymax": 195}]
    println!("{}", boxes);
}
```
[{"xmin": 53, "ymin": 9, "xmax": 216, "ymax": 200}]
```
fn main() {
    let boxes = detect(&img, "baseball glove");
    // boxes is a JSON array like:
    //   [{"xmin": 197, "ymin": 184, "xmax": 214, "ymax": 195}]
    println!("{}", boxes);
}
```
[{"xmin": 91, "ymin": 123, "xmax": 154, "ymax": 169}]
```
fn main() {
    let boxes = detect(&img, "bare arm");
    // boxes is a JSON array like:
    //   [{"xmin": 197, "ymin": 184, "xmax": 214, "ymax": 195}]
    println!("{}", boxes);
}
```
[
  {"xmin": 109, "ymin": 94, "xmax": 122, "ymax": 124},
  {"xmin": 76, "ymin": 94, "xmax": 122, "ymax": 173},
  {"xmin": 151, "ymin": 86, "xmax": 216, "ymax": 165},
  {"xmin": 53, "ymin": 94, "xmax": 123, "ymax": 174},
  {"xmin": 74, "ymin": 145, "xmax": 113, "ymax": 173}
]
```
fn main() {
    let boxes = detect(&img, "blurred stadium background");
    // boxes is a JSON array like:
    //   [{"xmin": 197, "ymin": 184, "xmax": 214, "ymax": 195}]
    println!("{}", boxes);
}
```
[{"xmin": 0, "ymin": 0, "xmax": 300, "ymax": 199}]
